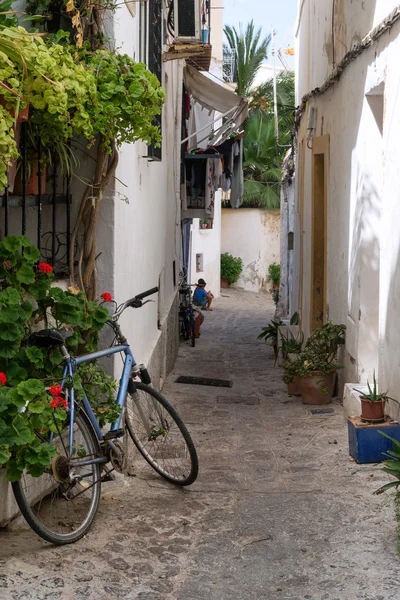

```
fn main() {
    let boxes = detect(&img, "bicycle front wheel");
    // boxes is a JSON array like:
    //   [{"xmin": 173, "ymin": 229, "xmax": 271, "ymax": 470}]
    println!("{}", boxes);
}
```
[
  {"xmin": 12, "ymin": 409, "xmax": 102, "ymax": 545},
  {"xmin": 125, "ymin": 382, "xmax": 198, "ymax": 486}
]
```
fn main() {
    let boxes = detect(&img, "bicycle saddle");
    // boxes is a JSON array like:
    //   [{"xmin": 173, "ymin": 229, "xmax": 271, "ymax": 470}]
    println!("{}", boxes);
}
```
[{"xmin": 29, "ymin": 329, "xmax": 73, "ymax": 348}]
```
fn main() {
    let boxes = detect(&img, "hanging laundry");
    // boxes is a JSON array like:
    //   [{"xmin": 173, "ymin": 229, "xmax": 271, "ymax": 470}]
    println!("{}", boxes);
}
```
[{"xmin": 230, "ymin": 138, "xmax": 244, "ymax": 209}]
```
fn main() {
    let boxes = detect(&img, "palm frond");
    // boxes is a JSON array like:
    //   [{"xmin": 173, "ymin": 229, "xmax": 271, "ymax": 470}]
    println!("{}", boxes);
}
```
[{"xmin": 223, "ymin": 20, "xmax": 270, "ymax": 97}]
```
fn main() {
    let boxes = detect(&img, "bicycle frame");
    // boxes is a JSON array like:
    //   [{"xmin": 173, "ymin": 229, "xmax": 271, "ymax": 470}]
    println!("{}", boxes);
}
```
[{"xmin": 61, "ymin": 344, "xmax": 136, "ymax": 466}]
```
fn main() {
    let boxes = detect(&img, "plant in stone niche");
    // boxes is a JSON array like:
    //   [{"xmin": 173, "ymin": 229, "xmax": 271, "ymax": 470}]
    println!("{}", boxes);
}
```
[
  {"xmin": 220, "ymin": 252, "xmax": 243, "ymax": 285},
  {"xmin": 0, "ymin": 235, "xmax": 111, "ymax": 481},
  {"xmin": 268, "ymin": 262, "xmax": 280, "ymax": 286}
]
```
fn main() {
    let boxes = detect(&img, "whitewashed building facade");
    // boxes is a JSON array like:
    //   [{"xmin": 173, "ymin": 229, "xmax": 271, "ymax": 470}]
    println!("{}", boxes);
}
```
[{"xmin": 282, "ymin": 0, "xmax": 400, "ymax": 409}]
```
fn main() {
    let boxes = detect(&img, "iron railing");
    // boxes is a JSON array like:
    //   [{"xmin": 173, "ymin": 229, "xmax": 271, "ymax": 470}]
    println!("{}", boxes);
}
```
[{"xmin": 1, "ymin": 122, "xmax": 72, "ymax": 275}]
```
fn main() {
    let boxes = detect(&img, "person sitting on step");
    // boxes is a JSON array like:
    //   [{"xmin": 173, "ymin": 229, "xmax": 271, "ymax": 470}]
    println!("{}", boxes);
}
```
[{"xmin": 193, "ymin": 278, "xmax": 214, "ymax": 311}]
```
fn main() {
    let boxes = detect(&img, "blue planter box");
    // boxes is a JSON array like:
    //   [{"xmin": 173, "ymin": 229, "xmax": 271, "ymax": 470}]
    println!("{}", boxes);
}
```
[{"xmin": 348, "ymin": 417, "xmax": 400, "ymax": 464}]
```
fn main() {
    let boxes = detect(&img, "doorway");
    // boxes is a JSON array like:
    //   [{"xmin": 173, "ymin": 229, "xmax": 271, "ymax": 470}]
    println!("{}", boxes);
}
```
[{"xmin": 310, "ymin": 135, "xmax": 329, "ymax": 332}]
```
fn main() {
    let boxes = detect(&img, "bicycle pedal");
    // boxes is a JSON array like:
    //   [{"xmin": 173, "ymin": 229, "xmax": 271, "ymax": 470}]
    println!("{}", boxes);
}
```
[{"xmin": 103, "ymin": 429, "xmax": 124, "ymax": 440}]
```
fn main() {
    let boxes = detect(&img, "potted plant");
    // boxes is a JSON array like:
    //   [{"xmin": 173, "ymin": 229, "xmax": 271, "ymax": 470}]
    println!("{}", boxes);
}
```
[
  {"xmin": 220, "ymin": 252, "xmax": 243, "ymax": 288},
  {"xmin": 206, "ymin": 219, "xmax": 213, "ymax": 229},
  {"xmin": 257, "ymin": 319, "xmax": 283, "ymax": 362},
  {"xmin": 283, "ymin": 359, "xmax": 302, "ymax": 396},
  {"xmin": 280, "ymin": 330, "xmax": 304, "ymax": 362},
  {"xmin": 268, "ymin": 262, "xmax": 280, "ymax": 290},
  {"xmin": 291, "ymin": 322, "xmax": 346, "ymax": 404},
  {"xmin": 354, "ymin": 372, "xmax": 397, "ymax": 423},
  {"xmin": 200, "ymin": 219, "xmax": 207, "ymax": 229}
]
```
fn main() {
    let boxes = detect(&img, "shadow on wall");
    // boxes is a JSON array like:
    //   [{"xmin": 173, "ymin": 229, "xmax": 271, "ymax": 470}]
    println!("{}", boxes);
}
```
[{"xmin": 347, "ymin": 167, "xmax": 380, "ymax": 380}]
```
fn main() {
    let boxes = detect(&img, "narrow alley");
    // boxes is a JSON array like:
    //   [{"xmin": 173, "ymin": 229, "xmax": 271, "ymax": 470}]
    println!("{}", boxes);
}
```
[{"xmin": 1, "ymin": 290, "xmax": 400, "ymax": 600}]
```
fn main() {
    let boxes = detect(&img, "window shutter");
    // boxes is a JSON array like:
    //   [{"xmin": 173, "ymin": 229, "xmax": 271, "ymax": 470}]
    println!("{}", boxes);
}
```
[{"xmin": 148, "ymin": 0, "xmax": 163, "ymax": 161}]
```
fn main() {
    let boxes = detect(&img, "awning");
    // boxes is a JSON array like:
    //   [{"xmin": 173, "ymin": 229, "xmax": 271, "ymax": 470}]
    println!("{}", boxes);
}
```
[{"xmin": 182, "ymin": 65, "xmax": 248, "ymax": 147}]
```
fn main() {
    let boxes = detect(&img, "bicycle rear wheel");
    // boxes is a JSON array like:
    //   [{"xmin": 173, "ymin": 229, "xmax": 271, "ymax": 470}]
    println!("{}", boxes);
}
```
[
  {"xmin": 190, "ymin": 315, "xmax": 196, "ymax": 347},
  {"xmin": 12, "ymin": 409, "xmax": 102, "ymax": 545},
  {"xmin": 125, "ymin": 382, "xmax": 198, "ymax": 486}
]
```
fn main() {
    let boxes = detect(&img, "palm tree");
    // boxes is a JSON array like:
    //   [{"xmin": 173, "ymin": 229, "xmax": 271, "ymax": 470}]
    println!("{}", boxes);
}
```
[
  {"xmin": 251, "ymin": 70, "xmax": 295, "ymax": 126},
  {"xmin": 224, "ymin": 20, "xmax": 270, "ymax": 97},
  {"xmin": 241, "ymin": 71, "xmax": 295, "ymax": 209},
  {"xmin": 242, "ymin": 113, "xmax": 283, "ymax": 208}
]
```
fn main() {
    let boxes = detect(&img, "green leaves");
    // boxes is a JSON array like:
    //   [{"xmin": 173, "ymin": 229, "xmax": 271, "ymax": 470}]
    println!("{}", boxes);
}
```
[
  {"xmin": 1, "ymin": 236, "xmax": 24, "ymax": 254},
  {"xmin": 220, "ymin": 253, "xmax": 243, "ymax": 285},
  {"xmin": 26, "ymin": 346, "xmax": 45, "ymax": 366},
  {"xmin": 375, "ymin": 431, "xmax": 400, "ymax": 495},
  {"xmin": 23, "ymin": 244, "xmax": 40, "ymax": 264},
  {"xmin": 16, "ymin": 379, "xmax": 45, "ymax": 401},
  {"xmin": 0, "ymin": 288, "xmax": 20, "ymax": 306},
  {"xmin": 0, "ymin": 235, "xmax": 112, "ymax": 478},
  {"xmin": 10, "ymin": 414, "xmax": 34, "ymax": 445},
  {"xmin": 0, "ymin": 445, "xmax": 11, "ymax": 467},
  {"xmin": 16, "ymin": 264, "xmax": 35, "ymax": 285}
]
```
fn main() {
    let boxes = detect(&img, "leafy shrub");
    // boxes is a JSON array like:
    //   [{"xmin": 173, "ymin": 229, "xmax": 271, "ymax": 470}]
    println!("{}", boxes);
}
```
[
  {"xmin": 0, "ymin": 235, "xmax": 111, "ymax": 481},
  {"xmin": 268, "ymin": 262, "xmax": 280, "ymax": 285},
  {"xmin": 220, "ymin": 252, "xmax": 243, "ymax": 285},
  {"xmin": 0, "ymin": 26, "xmax": 165, "ymax": 186}
]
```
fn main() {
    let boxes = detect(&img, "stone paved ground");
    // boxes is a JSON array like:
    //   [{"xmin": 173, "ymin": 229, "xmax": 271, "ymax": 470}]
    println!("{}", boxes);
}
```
[{"xmin": 1, "ymin": 289, "xmax": 400, "ymax": 600}]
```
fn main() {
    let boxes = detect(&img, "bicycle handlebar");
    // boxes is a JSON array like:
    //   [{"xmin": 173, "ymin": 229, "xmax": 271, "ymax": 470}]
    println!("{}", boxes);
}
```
[
  {"xmin": 134, "ymin": 286, "xmax": 159, "ymax": 300},
  {"xmin": 111, "ymin": 286, "xmax": 159, "ymax": 319}
]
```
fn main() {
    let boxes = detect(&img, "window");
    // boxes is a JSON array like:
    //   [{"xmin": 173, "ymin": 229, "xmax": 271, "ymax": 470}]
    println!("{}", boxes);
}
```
[
  {"xmin": 196, "ymin": 253, "xmax": 203, "ymax": 272},
  {"xmin": 138, "ymin": 0, "xmax": 148, "ymax": 64}
]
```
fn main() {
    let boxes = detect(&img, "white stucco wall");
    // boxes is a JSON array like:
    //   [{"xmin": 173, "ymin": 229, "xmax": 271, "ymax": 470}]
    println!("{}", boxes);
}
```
[
  {"xmin": 221, "ymin": 208, "xmax": 280, "ymax": 292},
  {"xmin": 294, "ymin": 0, "xmax": 400, "ymax": 406},
  {"xmin": 94, "ymin": 5, "xmax": 183, "ymax": 377},
  {"xmin": 189, "ymin": 198, "xmax": 221, "ymax": 296}
]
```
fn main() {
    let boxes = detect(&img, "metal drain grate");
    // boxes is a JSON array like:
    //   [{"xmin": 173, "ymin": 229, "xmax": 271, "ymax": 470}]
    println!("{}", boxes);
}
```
[
  {"xmin": 175, "ymin": 376, "xmax": 233, "ymax": 388},
  {"xmin": 310, "ymin": 408, "xmax": 335, "ymax": 415},
  {"xmin": 217, "ymin": 396, "xmax": 259, "ymax": 405}
]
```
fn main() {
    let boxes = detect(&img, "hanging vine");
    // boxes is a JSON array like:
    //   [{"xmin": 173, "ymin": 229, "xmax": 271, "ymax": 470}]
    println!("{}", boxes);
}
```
[{"xmin": 65, "ymin": 0, "xmax": 165, "ymax": 299}]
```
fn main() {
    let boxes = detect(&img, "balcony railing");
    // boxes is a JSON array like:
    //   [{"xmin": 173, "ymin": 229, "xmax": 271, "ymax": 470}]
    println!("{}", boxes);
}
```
[{"xmin": 1, "ymin": 122, "xmax": 72, "ymax": 276}]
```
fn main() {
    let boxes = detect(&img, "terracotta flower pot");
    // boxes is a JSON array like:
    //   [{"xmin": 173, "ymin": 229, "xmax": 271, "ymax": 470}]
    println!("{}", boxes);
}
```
[
  {"xmin": 0, "ymin": 97, "xmax": 29, "ymax": 121},
  {"xmin": 220, "ymin": 278, "xmax": 229, "ymax": 288},
  {"xmin": 287, "ymin": 375, "xmax": 302, "ymax": 396},
  {"xmin": 300, "ymin": 370, "xmax": 336, "ymax": 405},
  {"xmin": 273, "ymin": 282, "xmax": 279, "ymax": 290},
  {"xmin": 360, "ymin": 398, "xmax": 386, "ymax": 423},
  {"xmin": 207, "ymin": 222, "xmax": 212, "ymax": 229},
  {"xmin": 13, "ymin": 164, "xmax": 47, "ymax": 196}
]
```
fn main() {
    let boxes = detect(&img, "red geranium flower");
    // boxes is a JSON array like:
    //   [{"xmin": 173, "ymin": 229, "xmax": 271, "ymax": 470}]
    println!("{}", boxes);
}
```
[
  {"xmin": 101, "ymin": 292, "xmax": 112, "ymax": 302},
  {"xmin": 50, "ymin": 396, "xmax": 67, "ymax": 409},
  {"xmin": 38, "ymin": 262, "xmax": 53, "ymax": 274},
  {"xmin": 49, "ymin": 384, "xmax": 63, "ymax": 397},
  {"xmin": 0, "ymin": 372, "xmax": 6, "ymax": 387}
]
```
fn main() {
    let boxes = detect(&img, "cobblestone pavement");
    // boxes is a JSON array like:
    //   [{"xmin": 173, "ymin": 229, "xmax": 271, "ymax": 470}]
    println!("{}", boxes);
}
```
[{"xmin": 1, "ymin": 289, "xmax": 400, "ymax": 600}]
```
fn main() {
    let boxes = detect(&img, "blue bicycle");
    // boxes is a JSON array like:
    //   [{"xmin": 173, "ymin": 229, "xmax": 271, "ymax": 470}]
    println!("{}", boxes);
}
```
[
  {"xmin": 11, "ymin": 287, "xmax": 199, "ymax": 545},
  {"xmin": 179, "ymin": 283, "xmax": 197, "ymax": 347}
]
